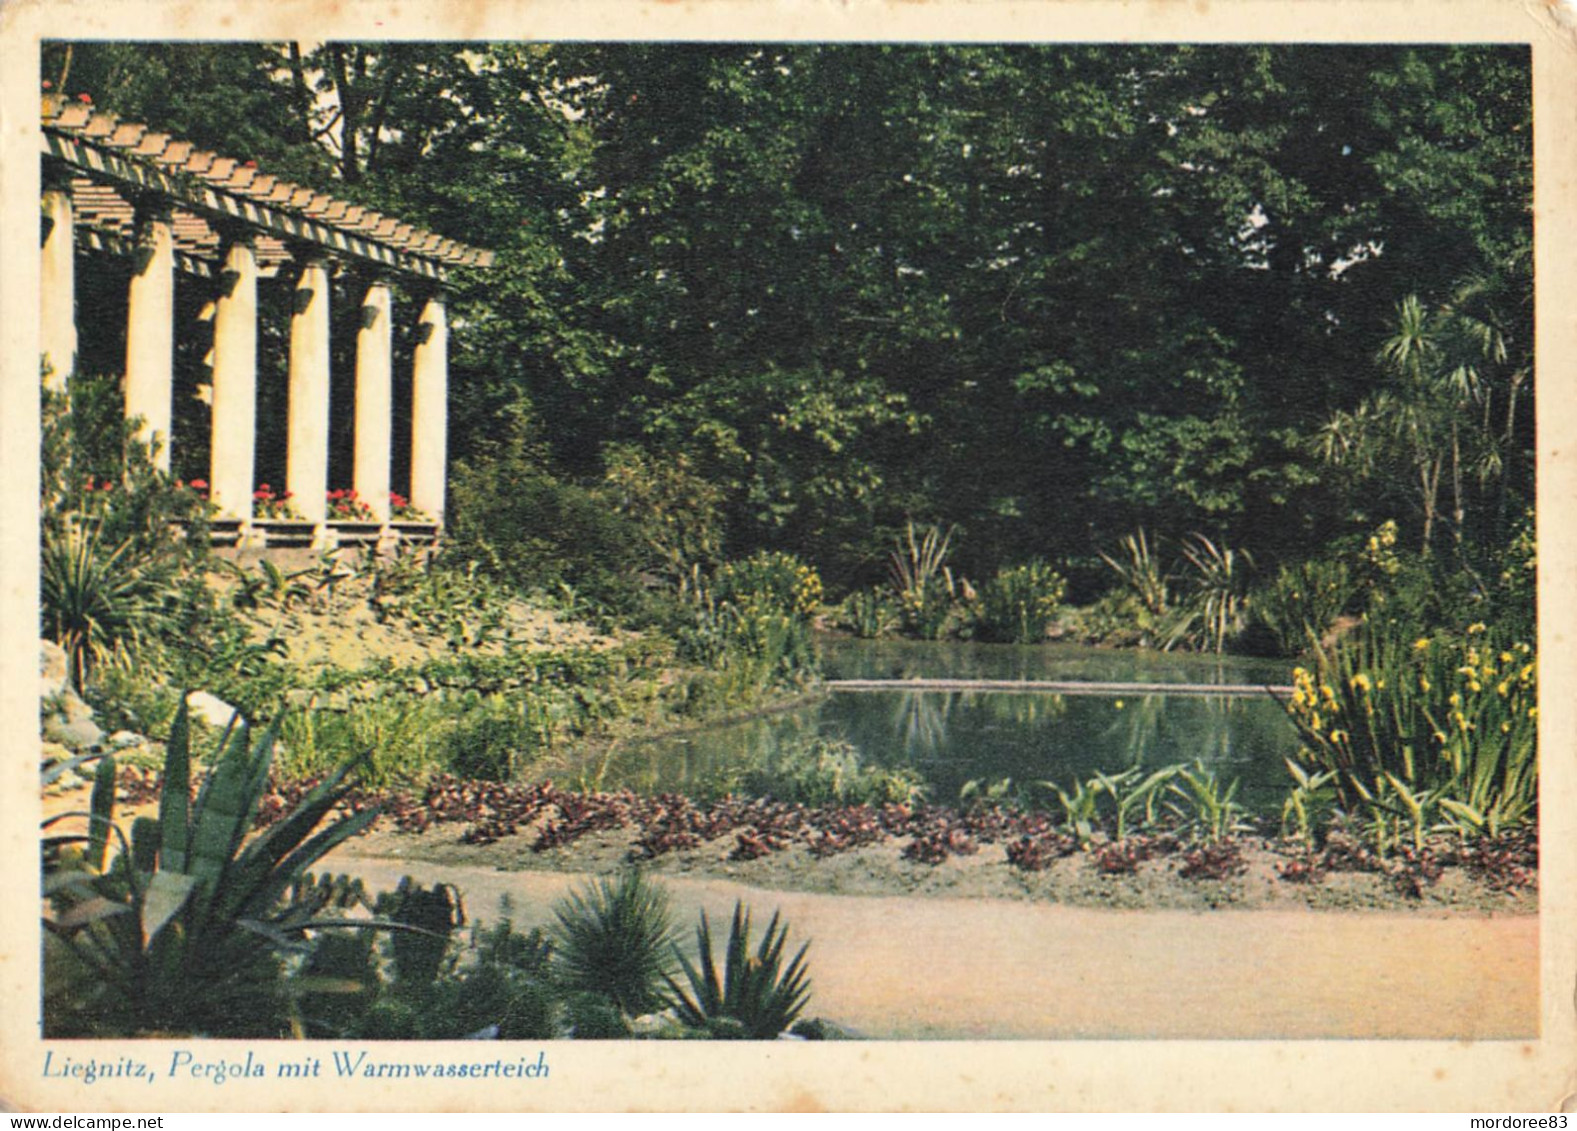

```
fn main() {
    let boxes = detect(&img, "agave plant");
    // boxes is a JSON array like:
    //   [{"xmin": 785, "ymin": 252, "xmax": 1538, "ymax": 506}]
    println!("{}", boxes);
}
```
[
  {"xmin": 666, "ymin": 901, "xmax": 812, "ymax": 1039},
  {"xmin": 549, "ymin": 870, "xmax": 677, "ymax": 1018},
  {"xmin": 42, "ymin": 700, "xmax": 381, "ymax": 1037}
]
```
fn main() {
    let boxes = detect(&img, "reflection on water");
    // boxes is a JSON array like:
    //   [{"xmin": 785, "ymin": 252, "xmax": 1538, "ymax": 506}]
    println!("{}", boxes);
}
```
[
  {"xmin": 593, "ymin": 641, "xmax": 1301, "ymax": 813},
  {"xmin": 821, "ymin": 637, "xmax": 1291, "ymax": 687}
]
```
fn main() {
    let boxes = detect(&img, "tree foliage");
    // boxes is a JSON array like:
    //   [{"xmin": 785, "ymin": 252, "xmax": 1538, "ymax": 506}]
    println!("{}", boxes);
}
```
[{"xmin": 45, "ymin": 42, "xmax": 1533, "ymax": 595}]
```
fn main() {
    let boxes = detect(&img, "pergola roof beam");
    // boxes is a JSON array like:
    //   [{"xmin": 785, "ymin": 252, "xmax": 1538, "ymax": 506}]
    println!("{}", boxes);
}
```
[{"xmin": 43, "ymin": 101, "xmax": 494, "ymax": 281}]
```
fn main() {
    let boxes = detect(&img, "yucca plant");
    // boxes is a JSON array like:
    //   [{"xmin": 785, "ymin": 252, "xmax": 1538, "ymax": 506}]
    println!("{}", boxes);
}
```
[
  {"xmin": 550, "ymin": 870, "xmax": 677, "ymax": 1018},
  {"xmin": 666, "ymin": 901, "xmax": 811, "ymax": 1039},
  {"xmin": 42, "ymin": 700, "xmax": 381, "ymax": 1037}
]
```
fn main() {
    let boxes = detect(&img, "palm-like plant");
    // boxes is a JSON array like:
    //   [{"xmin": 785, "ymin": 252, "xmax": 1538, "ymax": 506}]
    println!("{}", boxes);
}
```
[
  {"xmin": 1098, "ymin": 529, "xmax": 1170, "ymax": 617},
  {"xmin": 666, "ymin": 901, "xmax": 811, "ymax": 1039},
  {"xmin": 41, "ymin": 520, "xmax": 168, "ymax": 692},
  {"xmin": 1174, "ymin": 533, "xmax": 1254, "ymax": 654},
  {"xmin": 889, "ymin": 521, "xmax": 960, "ymax": 639},
  {"xmin": 550, "ymin": 870, "xmax": 677, "ymax": 1017},
  {"xmin": 1322, "ymin": 273, "xmax": 1530, "ymax": 560}
]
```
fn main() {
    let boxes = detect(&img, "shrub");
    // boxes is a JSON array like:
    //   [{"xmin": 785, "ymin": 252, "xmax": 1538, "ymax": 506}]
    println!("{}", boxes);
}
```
[
  {"xmin": 977, "ymin": 560, "xmax": 1066, "ymax": 644},
  {"xmin": 347, "ymin": 914, "xmax": 559, "ymax": 1041},
  {"xmin": 1254, "ymin": 559, "xmax": 1356, "ymax": 657},
  {"xmin": 550, "ymin": 870, "xmax": 677, "ymax": 1018},
  {"xmin": 666, "ymin": 901, "xmax": 812, "ymax": 1039},
  {"xmin": 712, "ymin": 551, "xmax": 824, "ymax": 621},
  {"xmin": 837, "ymin": 587, "xmax": 897, "ymax": 639},
  {"xmin": 41, "ymin": 375, "xmax": 212, "ymax": 559},
  {"xmin": 370, "ymin": 553, "xmax": 509, "ymax": 650},
  {"xmin": 40, "ymin": 378, "xmax": 211, "ymax": 692},
  {"xmin": 675, "ymin": 587, "xmax": 819, "ymax": 700},
  {"xmin": 444, "ymin": 412, "xmax": 644, "ymax": 608},
  {"xmin": 739, "ymin": 736, "xmax": 926, "ymax": 808},
  {"xmin": 1284, "ymin": 622, "xmax": 1537, "ymax": 839},
  {"xmin": 602, "ymin": 445, "xmax": 725, "ymax": 598},
  {"xmin": 277, "ymin": 697, "xmax": 455, "ymax": 788}
]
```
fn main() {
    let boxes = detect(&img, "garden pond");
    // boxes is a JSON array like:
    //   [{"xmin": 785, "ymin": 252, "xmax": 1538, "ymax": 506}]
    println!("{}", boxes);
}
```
[{"xmin": 592, "ymin": 640, "xmax": 1305, "ymax": 815}]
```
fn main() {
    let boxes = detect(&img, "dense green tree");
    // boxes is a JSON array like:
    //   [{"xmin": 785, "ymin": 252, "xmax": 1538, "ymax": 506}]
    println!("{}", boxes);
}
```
[{"xmin": 42, "ymin": 41, "xmax": 1532, "ymax": 597}]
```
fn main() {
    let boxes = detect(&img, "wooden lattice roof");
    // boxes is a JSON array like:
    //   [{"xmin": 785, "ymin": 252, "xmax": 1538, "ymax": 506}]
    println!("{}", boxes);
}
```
[{"xmin": 42, "ymin": 96, "xmax": 494, "ymax": 282}]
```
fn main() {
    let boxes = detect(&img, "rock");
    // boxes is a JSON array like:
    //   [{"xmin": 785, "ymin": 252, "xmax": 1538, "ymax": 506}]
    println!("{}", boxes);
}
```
[
  {"xmin": 43, "ymin": 714, "xmax": 104, "ymax": 751},
  {"xmin": 40, "ymin": 640, "xmax": 69, "ymax": 699},
  {"xmin": 108, "ymin": 730, "xmax": 146, "ymax": 750},
  {"xmin": 187, "ymin": 691, "xmax": 242, "ymax": 730},
  {"xmin": 59, "ymin": 692, "xmax": 96, "ymax": 724}
]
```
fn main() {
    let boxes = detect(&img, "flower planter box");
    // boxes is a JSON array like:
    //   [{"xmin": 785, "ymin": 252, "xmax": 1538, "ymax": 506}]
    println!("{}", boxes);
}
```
[
  {"xmin": 207, "ymin": 518, "xmax": 244, "ymax": 548},
  {"xmin": 255, "ymin": 518, "xmax": 317, "ymax": 548},
  {"xmin": 390, "ymin": 520, "xmax": 440, "ymax": 545},
  {"xmin": 329, "ymin": 520, "xmax": 383, "ymax": 547}
]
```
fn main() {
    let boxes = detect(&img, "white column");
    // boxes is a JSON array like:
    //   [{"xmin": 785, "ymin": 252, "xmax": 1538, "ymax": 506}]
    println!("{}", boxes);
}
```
[
  {"xmin": 287, "ymin": 253, "xmax": 332, "ymax": 526},
  {"xmin": 353, "ymin": 275, "xmax": 393, "ymax": 522},
  {"xmin": 210, "ymin": 232, "xmax": 258, "ymax": 522},
  {"xmin": 409, "ymin": 289, "xmax": 448, "ymax": 525},
  {"xmin": 41, "ymin": 166, "xmax": 77, "ymax": 391},
  {"xmin": 124, "ymin": 199, "xmax": 175, "ymax": 470}
]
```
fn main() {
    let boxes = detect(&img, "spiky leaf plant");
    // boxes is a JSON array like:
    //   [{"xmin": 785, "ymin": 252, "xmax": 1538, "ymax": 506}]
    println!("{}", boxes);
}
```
[
  {"xmin": 549, "ymin": 869, "xmax": 677, "ymax": 1018},
  {"xmin": 41, "ymin": 520, "xmax": 168, "ymax": 692},
  {"xmin": 42, "ymin": 700, "xmax": 382, "ymax": 1037},
  {"xmin": 666, "ymin": 901, "xmax": 812, "ymax": 1039}
]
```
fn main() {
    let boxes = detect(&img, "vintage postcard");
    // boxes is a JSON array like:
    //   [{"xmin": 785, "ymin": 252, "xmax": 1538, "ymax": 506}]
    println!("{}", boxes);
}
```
[{"xmin": 1, "ymin": 0, "xmax": 1574, "ymax": 1113}]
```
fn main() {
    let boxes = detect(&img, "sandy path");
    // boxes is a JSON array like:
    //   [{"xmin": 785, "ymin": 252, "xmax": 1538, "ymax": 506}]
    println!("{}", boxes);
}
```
[{"xmin": 329, "ymin": 853, "xmax": 1538, "ymax": 1040}]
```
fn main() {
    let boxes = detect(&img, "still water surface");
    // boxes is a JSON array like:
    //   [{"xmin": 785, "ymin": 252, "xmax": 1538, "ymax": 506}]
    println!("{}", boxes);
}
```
[{"xmin": 601, "ymin": 640, "xmax": 1302, "ymax": 813}]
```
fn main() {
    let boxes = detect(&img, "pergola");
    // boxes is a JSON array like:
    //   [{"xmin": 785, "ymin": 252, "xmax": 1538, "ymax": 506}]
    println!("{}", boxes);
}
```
[{"xmin": 39, "ymin": 94, "xmax": 494, "ymax": 549}]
